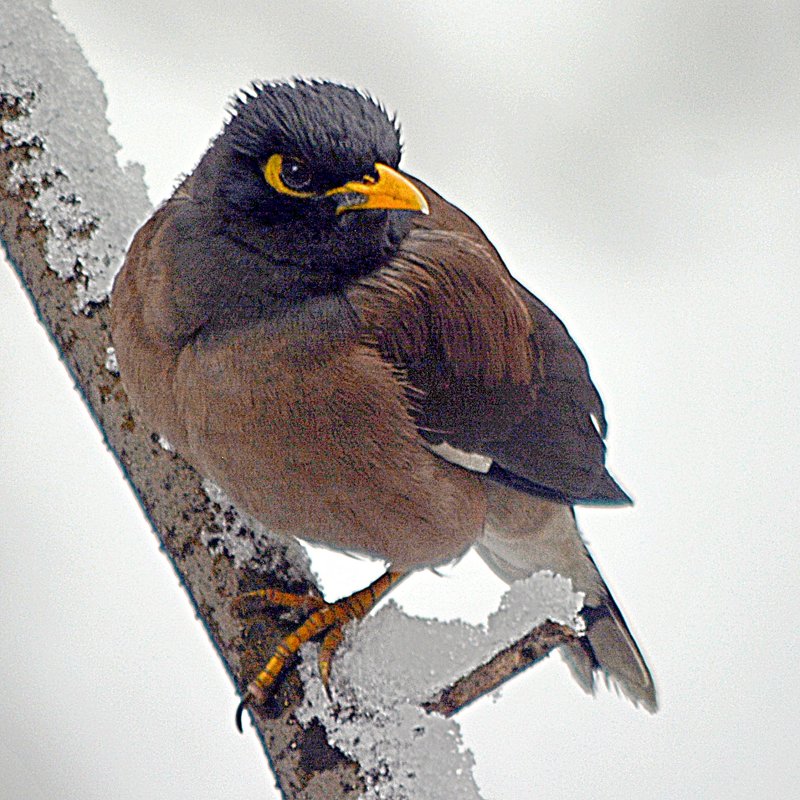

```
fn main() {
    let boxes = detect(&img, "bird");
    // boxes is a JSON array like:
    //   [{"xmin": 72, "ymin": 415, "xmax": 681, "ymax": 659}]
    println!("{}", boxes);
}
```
[{"xmin": 110, "ymin": 78, "xmax": 657, "ymax": 723}]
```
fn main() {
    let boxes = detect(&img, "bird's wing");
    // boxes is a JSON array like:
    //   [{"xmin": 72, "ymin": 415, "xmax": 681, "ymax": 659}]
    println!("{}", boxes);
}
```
[{"xmin": 347, "ymin": 176, "xmax": 629, "ymax": 505}]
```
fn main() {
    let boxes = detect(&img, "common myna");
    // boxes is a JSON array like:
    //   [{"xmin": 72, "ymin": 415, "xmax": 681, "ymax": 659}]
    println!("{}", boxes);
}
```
[{"xmin": 111, "ymin": 79, "xmax": 656, "ymax": 719}]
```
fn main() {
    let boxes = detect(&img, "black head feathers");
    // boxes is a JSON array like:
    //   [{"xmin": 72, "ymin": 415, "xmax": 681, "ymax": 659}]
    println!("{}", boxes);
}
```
[
  {"xmin": 172, "ymin": 78, "xmax": 420, "ymax": 315},
  {"xmin": 224, "ymin": 79, "xmax": 402, "ymax": 179}
]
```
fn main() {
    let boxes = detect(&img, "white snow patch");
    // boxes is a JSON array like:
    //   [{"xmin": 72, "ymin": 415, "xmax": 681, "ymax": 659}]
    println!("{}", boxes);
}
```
[
  {"xmin": 156, "ymin": 435, "xmax": 174, "ymax": 453},
  {"xmin": 104, "ymin": 346, "xmax": 119, "ymax": 375},
  {"xmin": 0, "ymin": 0, "xmax": 151, "ymax": 308},
  {"xmin": 296, "ymin": 571, "xmax": 584, "ymax": 799}
]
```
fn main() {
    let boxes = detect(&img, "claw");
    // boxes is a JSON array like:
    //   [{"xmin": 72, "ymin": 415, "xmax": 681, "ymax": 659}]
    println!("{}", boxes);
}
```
[
  {"xmin": 235, "ymin": 681, "xmax": 266, "ymax": 733},
  {"xmin": 236, "ymin": 570, "xmax": 405, "ymax": 710},
  {"xmin": 235, "ymin": 697, "xmax": 248, "ymax": 733}
]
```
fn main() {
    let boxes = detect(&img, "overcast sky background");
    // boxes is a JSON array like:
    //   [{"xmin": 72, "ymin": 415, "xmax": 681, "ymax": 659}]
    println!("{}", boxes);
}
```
[{"xmin": 1, "ymin": 1, "xmax": 798, "ymax": 798}]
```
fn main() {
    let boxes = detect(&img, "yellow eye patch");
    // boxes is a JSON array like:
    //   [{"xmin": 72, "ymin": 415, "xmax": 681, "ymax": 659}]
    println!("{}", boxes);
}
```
[
  {"xmin": 262, "ymin": 155, "xmax": 429, "ymax": 216},
  {"xmin": 263, "ymin": 154, "xmax": 315, "ymax": 198}
]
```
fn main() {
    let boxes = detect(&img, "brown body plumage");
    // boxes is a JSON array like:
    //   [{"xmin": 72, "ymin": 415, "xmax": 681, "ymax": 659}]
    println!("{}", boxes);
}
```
[{"xmin": 111, "ymin": 79, "xmax": 656, "ymax": 711}]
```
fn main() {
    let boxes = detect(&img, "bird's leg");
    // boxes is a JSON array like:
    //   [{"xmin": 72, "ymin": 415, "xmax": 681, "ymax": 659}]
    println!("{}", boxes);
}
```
[{"xmin": 236, "ymin": 569, "xmax": 405, "ymax": 731}]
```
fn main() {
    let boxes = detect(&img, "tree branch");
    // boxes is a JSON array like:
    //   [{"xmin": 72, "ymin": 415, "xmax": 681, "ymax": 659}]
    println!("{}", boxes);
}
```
[{"xmin": 424, "ymin": 622, "xmax": 578, "ymax": 717}]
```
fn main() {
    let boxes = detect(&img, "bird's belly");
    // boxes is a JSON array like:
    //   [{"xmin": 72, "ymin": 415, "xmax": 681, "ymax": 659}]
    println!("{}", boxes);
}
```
[{"xmin": 172, "ymin": 327, "xmax": 485, "ymax": 568}]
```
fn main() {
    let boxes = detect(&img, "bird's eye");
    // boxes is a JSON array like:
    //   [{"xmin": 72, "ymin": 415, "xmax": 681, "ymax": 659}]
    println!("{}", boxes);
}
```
[
  {"xmin": 280, "ymin": 157, "xmax": 312, "ymax": 192},
  {"xmin": 263, "ymin": 154, "xmax": 315, "ymax": 198}
]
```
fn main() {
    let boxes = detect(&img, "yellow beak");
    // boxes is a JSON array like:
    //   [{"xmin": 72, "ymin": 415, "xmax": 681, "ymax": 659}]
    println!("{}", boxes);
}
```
[{"xmin": 328, "ymin": 163, "xmax": 429, "ymax": 216}]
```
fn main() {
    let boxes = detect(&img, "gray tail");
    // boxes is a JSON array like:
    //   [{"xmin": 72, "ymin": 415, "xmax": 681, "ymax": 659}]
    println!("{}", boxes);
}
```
[
  {"xmin": 477, "ymin": 481, "xmax": 657, "ymax": 712},
  {"xmin": 560, "ymin": 582, "xmax": 657, "ymax": 713}
]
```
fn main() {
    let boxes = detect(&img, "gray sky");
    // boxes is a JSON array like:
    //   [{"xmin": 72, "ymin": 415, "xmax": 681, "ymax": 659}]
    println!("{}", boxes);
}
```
[{"xmin": 2, "ymin": 1, "xmax": 799, "ymax": 798}]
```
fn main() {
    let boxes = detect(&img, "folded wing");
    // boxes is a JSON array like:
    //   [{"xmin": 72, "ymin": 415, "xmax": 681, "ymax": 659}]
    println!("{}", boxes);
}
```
[{"xmin": 348, "ymin": 176, "xmax": 629, "ymax": 505}]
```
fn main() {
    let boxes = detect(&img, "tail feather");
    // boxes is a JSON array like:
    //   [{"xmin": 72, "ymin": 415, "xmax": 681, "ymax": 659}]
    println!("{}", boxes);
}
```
[
  {"xmin": 478, "ymin": 480, "xmax": 657, "ymax": 712},
  {"xmin": 567, "ymin": 598, "xmax": 657, "ymax": 712}
]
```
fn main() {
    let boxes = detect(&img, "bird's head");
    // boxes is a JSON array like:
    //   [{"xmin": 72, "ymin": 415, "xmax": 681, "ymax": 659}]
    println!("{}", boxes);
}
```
[{"xmin": 189, "ymin": 79, "xmax": 428, "ymax": 297}]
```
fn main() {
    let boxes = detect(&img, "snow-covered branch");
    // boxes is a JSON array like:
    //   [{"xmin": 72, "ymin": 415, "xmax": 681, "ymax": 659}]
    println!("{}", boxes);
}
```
[{"xmin": 1, "ymin": 3, "xmax": 584, "ymax": 798}]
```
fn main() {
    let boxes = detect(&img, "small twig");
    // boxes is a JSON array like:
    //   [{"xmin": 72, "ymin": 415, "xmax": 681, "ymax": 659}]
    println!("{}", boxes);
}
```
[{"xmin": 424, "ymin": 621, "xmax": 578, "ymax": 717}]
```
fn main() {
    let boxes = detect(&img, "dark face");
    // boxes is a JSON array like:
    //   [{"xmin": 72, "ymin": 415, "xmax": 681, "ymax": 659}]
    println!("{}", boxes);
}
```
[{"xmin": 187, "ymin": 80, "xmax": 427, "ymax": 301}]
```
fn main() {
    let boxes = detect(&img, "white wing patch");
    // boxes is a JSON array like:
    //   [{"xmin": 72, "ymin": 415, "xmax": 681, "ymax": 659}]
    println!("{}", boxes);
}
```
[{"xmin": 426, "ymin": 441, "xmax": 493, "ymax": 473}]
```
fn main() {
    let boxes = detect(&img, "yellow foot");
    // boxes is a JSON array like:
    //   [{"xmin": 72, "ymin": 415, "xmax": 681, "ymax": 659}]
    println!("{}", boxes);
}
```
[{"xmin": 235, "ymin": 570, "xmax": 404, "ymax": 732}]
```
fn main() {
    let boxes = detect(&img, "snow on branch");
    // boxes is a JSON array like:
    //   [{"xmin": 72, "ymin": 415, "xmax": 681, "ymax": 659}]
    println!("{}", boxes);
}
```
[
  {"xmin": 1, "ymin": 3, "xmax": 584, "ymax": 798},
  {"xmin": 298, "ymin": 575, "xmax": 582, "ymax": 799}
]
